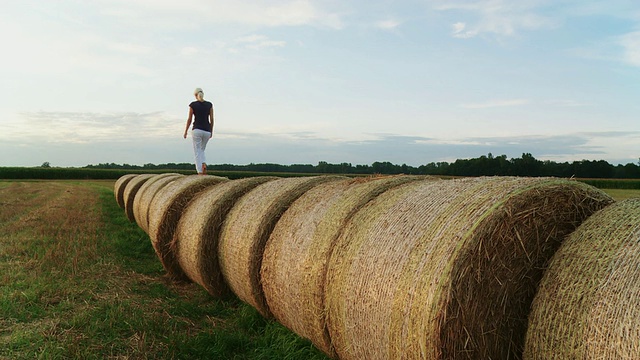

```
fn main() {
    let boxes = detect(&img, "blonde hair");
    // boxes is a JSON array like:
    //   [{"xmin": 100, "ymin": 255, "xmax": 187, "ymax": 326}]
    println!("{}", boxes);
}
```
[{"xmin": 194, "ymin": 87, "xmax": 204, "ymax": 101}]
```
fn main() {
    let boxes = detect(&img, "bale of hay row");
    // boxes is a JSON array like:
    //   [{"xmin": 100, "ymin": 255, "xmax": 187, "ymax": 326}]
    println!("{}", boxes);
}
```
[
  {"xmin": 123, "ymin": 174, "xmax": 156, "ymax": 222},
  {"xmin": 175, "ymin": 176, "xmax": 279, "ymax": 298},
  {"xmin": 148, "ymin": 175, "xmax": 228, "ymax": 280},
  {"xmin": 114, "ymin": 174, "xmax": 137, "ymax": 209},
  {"xmin": 524, "ymin": 198, "xmax": 640, "ymax": 360},
  {"xmin": 261, "ymin": 175, "xmax": 431, "ymax": 357},
  {"xmin": 324, "ymin": 177, "xmax": 613, "ymax": 360},
  {"xmin": 218, "ymin": 175, "xmax": 345, "ymax": 317},
  {"xmin": 133, "ymin": 173, "xmax": 183, "ymax": 233}
]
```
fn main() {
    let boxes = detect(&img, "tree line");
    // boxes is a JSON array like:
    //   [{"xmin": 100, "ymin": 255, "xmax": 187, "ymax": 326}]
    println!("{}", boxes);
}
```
[{"xmin": 84, "ymin": 153, "xmax": 640, "ymax": 179}]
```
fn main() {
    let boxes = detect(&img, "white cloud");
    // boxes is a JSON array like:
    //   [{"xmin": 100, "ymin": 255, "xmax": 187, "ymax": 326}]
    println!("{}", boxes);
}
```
[
  {"xmin": 180, "ymin": 46, "xmax": 200, "ymax": 56},
  {"xmin": 96, "ymin": 0, "xmax": 344, "ymax": 29},
  {"xmin": 618, "ymin": 30, "xmax": 640, "ymax": 67},
  {"xmin": 376, "ymin": 19, "xmax": 401, "ymax": 30},
  {"xmin": 237, "ymin": 34, "xmax": 270, "ymax": 43},
  {"xmin": 0, "ymin": 10, "xmax": 156, "ymax": 78},
  {"xmin": 435, "ymin": 0, "xmax": 558, "ymax": 38},
  {"xmin": 107, "ymin": 42, "xmax": 153, "ymax": 55},
  {"xmin": 7, "ymin": 111, "xmax": 180, "ymax": 144},
  {"xmin": 460, "ymin": 99, "xmax": 530, "ymax": 109},
  {"xmin": 452, "ymin": 22, "xmax": 478, "ymax": 38},
  {"xmin": 235, "ymin": 34, "xmax": 286, "ymax": 50},
  {"xmin": 568, "ymin": 30, "xmax": 640, "ymax": 69}
]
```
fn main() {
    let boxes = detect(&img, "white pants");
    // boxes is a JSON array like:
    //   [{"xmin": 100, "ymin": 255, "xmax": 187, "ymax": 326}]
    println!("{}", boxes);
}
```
[{"xmin": 192, "ymin": 129, "xmax": 211, "ymax": 173}]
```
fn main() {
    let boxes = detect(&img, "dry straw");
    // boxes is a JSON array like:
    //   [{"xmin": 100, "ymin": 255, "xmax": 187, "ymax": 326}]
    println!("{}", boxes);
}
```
[
  {"xmin": 218, "ymin": 175, "xmax": 345, "ymax": 317},
  {"xmin": 148, "ymin": 175, "xmax": 228, "ymax": 280},
  {"xmin": 123, "ymin": 174, "xmax": 155, "ymax": 222},
  {"xmin": 524, "ymin": 198, "xmax": 640, "ymax": 360},
  {"xmin": 174, "ymin": 176, "xmax": 279, "ymax": 298},
  {"xmin": 261, "ymin": 175, "xmax": 430, "ymax": 357},
  {"xmin": 133, "ymin": 173, "xmax": 183, "ymax": 233},
  {"xmin": 114, "ymin": 174, "xmax": 137, "ymax": 209},
  {"xmin": 324, "ymin": 177, "xmax": 613, "ymax": 360}
]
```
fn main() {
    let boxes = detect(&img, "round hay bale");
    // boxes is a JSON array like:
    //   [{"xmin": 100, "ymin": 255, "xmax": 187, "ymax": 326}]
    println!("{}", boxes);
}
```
[
  {"xmin": 148, "ymin": 175, "xmax": 228, "ymax": 280},
  {"xmin": 324, "ymin": 177, "xmax": 613, "ymax": 360},
  {"xmin": 261, "ymin": 175, "xmax": 431, "ymax": 357},
  {"xmin": 218, "ymin": 175, "xmax": 345, "ymax": 317},
  {"xmin": 133, "ymin": 173, "xmax": 183, "ymax": 233},
  {"xmin": 175, "ymin": 176, "xmax": 279, "ymax": 298},
  {"xmin": 524, "ymin": 198, "xmax": 640, "ymax": 360},
  {"xmin": 114, "ymin": 174, "xmax": 137, "ymax": 209},
  {"xmin": 123, "ymin": 174, "xmax": 155, "ymax": 222}
]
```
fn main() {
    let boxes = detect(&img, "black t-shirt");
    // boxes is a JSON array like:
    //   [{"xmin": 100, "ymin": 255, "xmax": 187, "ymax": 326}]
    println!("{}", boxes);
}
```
[{"xmin": 190, "ymin": 100, "xmax": 213, "ymax": 132}]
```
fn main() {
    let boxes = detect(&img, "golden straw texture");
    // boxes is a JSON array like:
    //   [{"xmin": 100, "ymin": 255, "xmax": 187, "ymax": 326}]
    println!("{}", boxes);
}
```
[
  {"xmin": 133, "ymin": 174, "xmax": 183, "ymax": 233},
  {"xmin": 324, "ymin": 177, "xmax": 613, "ymax": 360},
  {"xmin": 175, "ymin": 176, "xmax": 279, "ymax": 298},
  {"xmin": 219, "ymin": 175, "xmax": 345, "ymax": 317},
  {"xmin": 261, "ymin": 175, "xmax": 430, "ymax": 357},
  {"xmin": 114, "ymin": 174, "xmax": 137, "ymax": 209},
  {"xmin": 123, "ymin": 174, "xmax": 155, "ymax": 222},
  {"xmin": 148, "ymin": 175, "xmax": 228, "ymax": 280},
  {"xmin": 524, "ymin": 198, "xmax": 640, "ymax": 360}
]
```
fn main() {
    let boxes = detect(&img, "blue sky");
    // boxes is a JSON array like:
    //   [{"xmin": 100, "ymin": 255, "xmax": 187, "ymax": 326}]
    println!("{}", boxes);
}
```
[{"xmin": 0, "ymin": 0, "xmax": 638, "ymax": 167}]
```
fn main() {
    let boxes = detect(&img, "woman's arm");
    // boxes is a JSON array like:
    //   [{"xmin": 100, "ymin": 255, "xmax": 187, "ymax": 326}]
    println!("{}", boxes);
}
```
[
  {"xmin": 184, "ymin": 107, "xmax": 194, "ymax": 139},
  {"xmin": 209, "ymin": 106, "xmax": 215, "ymax": 138}
]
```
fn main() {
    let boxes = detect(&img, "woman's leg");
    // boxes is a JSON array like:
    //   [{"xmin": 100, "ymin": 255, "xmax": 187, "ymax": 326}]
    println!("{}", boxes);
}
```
[{"xmin": 192, "ymin": 129, "xmax": 211, "ymax": 174}]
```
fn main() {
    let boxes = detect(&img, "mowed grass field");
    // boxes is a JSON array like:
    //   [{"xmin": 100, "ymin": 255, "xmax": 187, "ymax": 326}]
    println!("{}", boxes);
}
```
[{"xmin": 0, "ymin": 180, "xmax": 328, "ymax": 360}]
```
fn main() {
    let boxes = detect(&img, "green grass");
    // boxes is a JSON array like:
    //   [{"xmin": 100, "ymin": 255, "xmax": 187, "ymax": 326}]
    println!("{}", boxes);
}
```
[
  {"xmin": 602, "ymin": 188, "xmax": 640, "ymax": 201},
  {"xmin": 0, "ymin": 181, "xmax": 328, "ymax": 359}
]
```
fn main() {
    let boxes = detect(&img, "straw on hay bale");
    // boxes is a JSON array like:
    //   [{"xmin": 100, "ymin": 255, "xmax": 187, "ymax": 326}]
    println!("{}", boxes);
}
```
[
  {"xmin": 261, "ymin": 175, "xmax": 431, "ymax": 357},
  {"xmin": 123, "ymin": 174, "xmax": 155, "ymax": 222},
  {"xmin": 133, "ymin": 173, "xmax": 183, "ymax": 233},
  {"xmin": 148, "ymin": 175, "xmax": 228, "ymax": 280},
  {"xmin": 114, "ymin": 174, "xmax": 137, "ymax": 209},
  {"xmin": 218, "ymin": 175, "xmax": 345, "ymax": 317},
  {"xmin": 324, "ymin": 177, "xmax": 613, "ymax": 360},
  {"xmin": 174, "ymin": 176, "xmax": 279, "ymax": 298},
  {"xmin": 524, "ymin": 198, "xmax": 640, "ymax": 360}
]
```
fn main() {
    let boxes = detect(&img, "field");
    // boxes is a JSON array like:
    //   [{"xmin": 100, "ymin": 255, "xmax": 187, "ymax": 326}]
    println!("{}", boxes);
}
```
[
  {"xmin": 1, "ymin": 180, "xmax": 638, "ymax": 359},
  {"xmin": 599, "ymin": 188, "xmax": 640, "ymax": 201},
  {"xmin": 0, "ymin": 180, "xmax": 327, "ymax": 359}
]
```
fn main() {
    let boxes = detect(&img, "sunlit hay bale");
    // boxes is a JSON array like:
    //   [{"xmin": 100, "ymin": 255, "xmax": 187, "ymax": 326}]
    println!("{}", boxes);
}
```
[
  {"xmin": 261, "ymin": 175, "xmax": 431, "ymax": 357},
  {"xmin": 324, "ymin": 177, "xmax": 613, "ymax": 360},
  {"xmin": 114, "ymin": 174, "xmax": 137, "ymax": 209},
  {"xmin": 133, "ymin": 173, "xmax": 183, "ymax": 233},
  {"xmin": 174, "ymin": 176, "xmax": 279, "ymax": 298},
  {"xmin": 218, "ymin": 175, "xmax": 346, "ymax": 317},
  {"xmin": 524, "ymin": 198, "xmax": 640, "ymax": 360},
  {"xmin": 123, "ymin": 174, "xmax": 155, "ymax": 222},
  {"xmin": 148, "ymin": 175, "xmax": 228, "ymax": 280}
]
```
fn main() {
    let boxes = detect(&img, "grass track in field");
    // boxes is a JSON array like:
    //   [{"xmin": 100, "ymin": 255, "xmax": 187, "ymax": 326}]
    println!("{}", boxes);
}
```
[{"xmin": 0, "ymin": 180, "xmax": 327, "ymax": 359}]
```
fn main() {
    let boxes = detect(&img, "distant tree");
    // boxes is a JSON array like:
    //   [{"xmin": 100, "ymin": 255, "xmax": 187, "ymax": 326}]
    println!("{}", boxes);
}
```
[
  {"xmin": 511, "ymin": 153, "xmax": 542, "ymax": 176},
  {"xmin": 41, "ymin": 162, "xmax": 51, "ymax": 168},
  {"xmin": 80, "ymin": 156, "xmax": 640, "ymax": 178},
  {"xmin": 315, "ymin": 161, "xmax": 328, "ymax": 173},
  {"xmin": 371, "ymin": 161, "xmax": 400, "ymax": 174},
  {"xmin": 570, "ymin": 159, "xmax": 614, "ymax": 178}
]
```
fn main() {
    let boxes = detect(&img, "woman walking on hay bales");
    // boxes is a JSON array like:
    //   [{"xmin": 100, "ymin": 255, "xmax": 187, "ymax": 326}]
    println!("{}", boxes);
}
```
[{"xmin": 183, "ymin": 87, "xmax": 214, "ymax": 175}]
